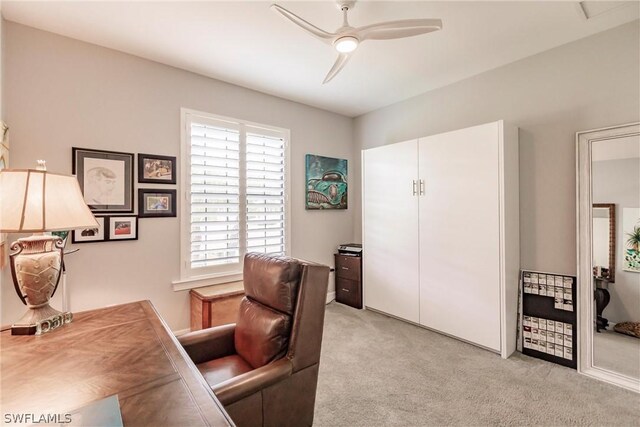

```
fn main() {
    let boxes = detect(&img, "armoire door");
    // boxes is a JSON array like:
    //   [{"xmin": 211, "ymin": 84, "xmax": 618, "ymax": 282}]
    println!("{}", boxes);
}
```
[
  {"xmin": 363, "ymin": 140, "xmax": 420, "ymax": 323},
  {"xmin": 418, "ymin": 122, "xmax": 502, "ymax": 351}
]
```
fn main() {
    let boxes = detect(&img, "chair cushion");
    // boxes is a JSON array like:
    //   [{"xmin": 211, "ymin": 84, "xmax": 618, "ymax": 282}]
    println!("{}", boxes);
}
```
[
  {"xmin": 243, "ymin": 253, "xmax": 301, "ymax": 315},
  {"xmin": 198, "ymin": 354, "xmax": 253, "ymax": 387},
  {"xmin": 235, "ymin": 297, "xmax": 291, "ymax": 369}
]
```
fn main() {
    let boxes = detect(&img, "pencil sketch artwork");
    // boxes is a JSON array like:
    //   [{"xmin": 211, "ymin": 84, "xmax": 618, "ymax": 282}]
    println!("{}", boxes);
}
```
[{"xmin": 83, "ymin": 158, "xmax": 125, "ymax": 206}]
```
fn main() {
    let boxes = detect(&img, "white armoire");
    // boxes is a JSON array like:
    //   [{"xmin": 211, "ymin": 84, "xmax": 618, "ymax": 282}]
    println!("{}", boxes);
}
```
[{"xmin": 362, "ymin": 120, "xmax": 520, "ymax": 358}]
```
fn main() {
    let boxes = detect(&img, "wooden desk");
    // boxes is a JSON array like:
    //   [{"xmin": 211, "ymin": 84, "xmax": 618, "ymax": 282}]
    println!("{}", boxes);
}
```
[
  {"xmin": 0, "ymin": 301, "xmax": 233, "ymax": 426},
  {"xmin": 190, "ymin": 282, "xmax": 244, "ymax": 331}
]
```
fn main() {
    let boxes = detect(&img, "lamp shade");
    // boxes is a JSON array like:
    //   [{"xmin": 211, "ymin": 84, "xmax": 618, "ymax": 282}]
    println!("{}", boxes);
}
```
[{"xmin": 0, "ymin": 168, "xmax": 98, "ymax": 233}]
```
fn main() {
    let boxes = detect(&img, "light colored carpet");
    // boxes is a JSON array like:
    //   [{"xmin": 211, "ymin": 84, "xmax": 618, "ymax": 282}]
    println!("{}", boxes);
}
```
[
  {"xmin": 593, "ymin": 328, "xmax": 640, "ymax": 379},
  {"xmin": 314, "ymin": 302, "xmax": 640, "ymax": 426}
]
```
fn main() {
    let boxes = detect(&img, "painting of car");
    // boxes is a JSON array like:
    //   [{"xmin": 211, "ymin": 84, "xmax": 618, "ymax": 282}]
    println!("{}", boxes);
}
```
[{"xmin": 305, "ymin": 154, "xmax": 348, "ymax": 210}]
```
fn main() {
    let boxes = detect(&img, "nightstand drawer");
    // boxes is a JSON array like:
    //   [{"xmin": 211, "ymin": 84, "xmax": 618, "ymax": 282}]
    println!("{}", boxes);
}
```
[
  {"xmin": 335, "ymin": 255, "xmax": 361, "ymax": 281},
  {"xmin": 336, "ymin": 277, "xmax": 362, "ymax": 309}
]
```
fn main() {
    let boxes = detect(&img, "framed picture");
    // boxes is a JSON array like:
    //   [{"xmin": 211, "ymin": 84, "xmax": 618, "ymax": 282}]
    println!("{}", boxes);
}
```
[
  {"xmin": 108, "ymin": 216, "xmax": 138, "ymax": 241},
  {"xmin": 72, "ymin": 217, "xmax": 107, "ymax": 244},
  {"xmin": 138, "ymin": 189, "xmax": 177, "ymax": 218},
  {"xmin": 138, "ymin": 153, "xmax": 177, "ymax": 184},
  {"xmin": 72, "ymin": 147, "xmax": 134, "ymax": 213},
  {"xmin": 305, "ymin": 154, "xmax": 348, "ymax": 210}
]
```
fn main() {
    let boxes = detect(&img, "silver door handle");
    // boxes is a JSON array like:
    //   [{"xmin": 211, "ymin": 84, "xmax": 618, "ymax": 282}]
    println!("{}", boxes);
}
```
[
  {"xmin": 341, "ymin": 267, "xmax": 349, "ymax": 270},
  {"xmin": 412, "ymin": 180, "xmax": 417, "ymax": 196},
  {"xmin": 342, "ymin": 288, "xmax": 350, "ymax": 292},
  {"xmin": 419, "ymin": 180, "xmax": 425, "ymax": 196}
]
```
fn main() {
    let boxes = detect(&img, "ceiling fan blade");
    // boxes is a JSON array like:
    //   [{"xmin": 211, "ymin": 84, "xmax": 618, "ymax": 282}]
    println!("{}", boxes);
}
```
[
  {"xmin": 323, "ymin": 53, "xmax": 351, "ymax": 84},
  {"xmin": 356, "ymin": 19, "xmax": 443, "ymax": 41},
  {"xmin": 271, "ymin": 4, "xmax": 334, "ymax": 43}
]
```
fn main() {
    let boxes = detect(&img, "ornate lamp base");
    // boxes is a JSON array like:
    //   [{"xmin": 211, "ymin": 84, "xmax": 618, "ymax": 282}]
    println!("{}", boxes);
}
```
[
  {"xmin": 12, "ymin": 310, "xmax": 73, "ymax": 335},
  {"xmin": 12, "ymin": 304, "xmax": 63, "ymax": 335},
  {"xmin": 9, "ymin": 235, "xmax": 67, "ymax": 335}
]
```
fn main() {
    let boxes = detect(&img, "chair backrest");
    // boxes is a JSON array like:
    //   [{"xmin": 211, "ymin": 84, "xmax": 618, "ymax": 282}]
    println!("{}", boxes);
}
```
[
  {"xmin": 235, "ymin": 253, "xmax": 330, "ymax": 372},
  {"xmin": 285, "ymin": 258, "xmax": 330, "ymax": 372},
  {"xmin": 235, "ymin": 253, "xmax": 302, "ymax": 369}
]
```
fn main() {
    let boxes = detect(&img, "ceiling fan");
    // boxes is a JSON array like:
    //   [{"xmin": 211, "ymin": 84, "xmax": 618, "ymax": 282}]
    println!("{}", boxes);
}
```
[{"xmin": 271, "ymin": 1, "xmax": 443, "ymax": 84}]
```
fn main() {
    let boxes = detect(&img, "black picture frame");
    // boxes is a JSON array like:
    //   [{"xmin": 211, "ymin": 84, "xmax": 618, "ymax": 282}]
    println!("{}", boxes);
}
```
[
  {"xmin": 72, "ymin": 147, "xmax": 134, "ymax": 213},
  {"xmin": 72, "ymin": 216, "xmax": 108, "ymax": 244},
  {"xmin": 138, "ymin": 189, "xmax": 177, "ymax": 218},
  {"xmin": 137, "ymin": 153, "xmax": 177, "ymax": 184},
  {"xmin": 107, "ymin": 216, "xmax": 139, "ymax": 241}
]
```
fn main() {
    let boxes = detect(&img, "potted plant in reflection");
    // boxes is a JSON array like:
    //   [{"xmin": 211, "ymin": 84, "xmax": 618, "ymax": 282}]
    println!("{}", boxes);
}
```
[{"xmin": 624, "ymin": 224, "xmax": 640, "ymax": 272}]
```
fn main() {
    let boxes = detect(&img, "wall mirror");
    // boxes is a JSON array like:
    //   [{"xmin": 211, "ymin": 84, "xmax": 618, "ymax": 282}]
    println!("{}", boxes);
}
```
[{"xmin": 577, "ymin": 122, "xmax": 640, "ymax": 393}]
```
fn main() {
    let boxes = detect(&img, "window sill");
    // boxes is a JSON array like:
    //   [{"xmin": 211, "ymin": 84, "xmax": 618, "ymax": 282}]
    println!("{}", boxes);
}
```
[{"xmin": 172, "ymin": 272, "xmax": 243, "ymax": 292}]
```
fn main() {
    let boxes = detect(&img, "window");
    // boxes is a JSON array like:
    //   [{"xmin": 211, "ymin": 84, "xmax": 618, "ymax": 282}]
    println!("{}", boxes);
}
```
[{"xmin": 180, "ymin": 109, "xmax": 289, "ymax": 284}]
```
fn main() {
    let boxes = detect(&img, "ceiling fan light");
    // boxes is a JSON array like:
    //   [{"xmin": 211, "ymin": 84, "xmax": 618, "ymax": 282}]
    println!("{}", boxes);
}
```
[{"xmin": 334, "ymin": 36, "xmax": 359, "ymax": 53}]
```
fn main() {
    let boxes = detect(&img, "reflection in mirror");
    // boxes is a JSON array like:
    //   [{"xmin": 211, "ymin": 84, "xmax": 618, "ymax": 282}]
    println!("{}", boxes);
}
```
[
  {"xmin": 593, "ymin": 204, "xmax": 616, "ymax": 282},
  {"xmin": 591, "ymin": 135, "xmax": 640, "ymax": 381},
  {"xmin": 592, "ymin": 203, "xmax": 615, "ymax": 331}
]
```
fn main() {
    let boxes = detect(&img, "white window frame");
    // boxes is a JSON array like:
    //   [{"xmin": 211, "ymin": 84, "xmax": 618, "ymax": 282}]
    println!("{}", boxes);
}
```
[{"xmin": 173, "ymin": 108, "xmax": 291, "ymax": 291}]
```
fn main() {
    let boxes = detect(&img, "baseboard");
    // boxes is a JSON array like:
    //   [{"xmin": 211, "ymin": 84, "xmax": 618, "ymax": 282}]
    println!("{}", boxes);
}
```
[
  {"xmin": 365, "ymin": 306, "xmax": 501, "ymax": 356},
  {"xmin": 326, "ymin": 291, "xmax": 336, "ymax": 304}
]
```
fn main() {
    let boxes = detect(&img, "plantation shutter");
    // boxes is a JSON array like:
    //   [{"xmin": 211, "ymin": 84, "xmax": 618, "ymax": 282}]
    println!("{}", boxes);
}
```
[
  {"xmin": 184, "ymin": 112, "xmax": 288, "ymax": 280},
  {"xmin": 245, "ymin": 127, "xmax": 286, "ymax": 256},
  {"xmin": 189, "ymin": 119, "xmax": 241, "ymax": 269}
]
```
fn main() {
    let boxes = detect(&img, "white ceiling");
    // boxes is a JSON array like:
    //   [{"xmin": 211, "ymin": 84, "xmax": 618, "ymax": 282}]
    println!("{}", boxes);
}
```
[{"xmin": 2, "ymin": 1, "xmax": 639, "ymax": 117}]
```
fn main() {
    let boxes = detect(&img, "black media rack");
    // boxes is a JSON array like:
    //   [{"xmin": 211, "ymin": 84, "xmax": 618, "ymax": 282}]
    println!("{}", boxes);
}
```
[{"xmin": 521, "ymin": 270, "xmax": 577, "ymax": 369}]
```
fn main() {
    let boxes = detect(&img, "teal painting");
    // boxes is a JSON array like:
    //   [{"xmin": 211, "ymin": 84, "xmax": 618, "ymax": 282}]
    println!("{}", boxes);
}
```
[{"xmin": 305, "ymin": 154, "xmax": 347, "ymax": 210}]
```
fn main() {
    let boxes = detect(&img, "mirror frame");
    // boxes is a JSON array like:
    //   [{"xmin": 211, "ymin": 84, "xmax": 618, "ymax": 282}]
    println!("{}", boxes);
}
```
[
  {"xmin": 576, "ymin": 122, "xmax": 640, "ymax": 393},
  {"xmin": 592, "ymin": 203, "xmax": 616, "ymax": 283}
]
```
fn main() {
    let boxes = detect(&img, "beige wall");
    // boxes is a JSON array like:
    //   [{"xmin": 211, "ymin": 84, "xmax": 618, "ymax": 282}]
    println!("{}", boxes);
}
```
[
  {"xmin": 1, "ymin": 21, "xmax": 354, "ymax": 331},
  {"xmin": 353, "ymin": 21, "xmax": 640, "ymax": 277}
]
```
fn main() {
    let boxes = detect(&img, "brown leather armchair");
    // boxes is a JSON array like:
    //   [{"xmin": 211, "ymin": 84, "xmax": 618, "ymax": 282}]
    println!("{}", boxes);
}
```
[{"xmin": 179, "ymin": 253, "xmax": 330, "ymax": 427}]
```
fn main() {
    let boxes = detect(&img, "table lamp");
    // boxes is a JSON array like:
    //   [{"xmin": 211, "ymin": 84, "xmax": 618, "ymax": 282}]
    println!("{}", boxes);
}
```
[{"xmin": 0, "ymin": 161, "xmax": 98, "ymax": 335}]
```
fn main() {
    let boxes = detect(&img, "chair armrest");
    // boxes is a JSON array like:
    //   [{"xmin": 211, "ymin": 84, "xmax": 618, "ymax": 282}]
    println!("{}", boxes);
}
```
[
  {"xmin": 213, "ymin": 358, "xmax": 293, "ymax": 405},
  {"xmin": 178, "ymin": 324, "xmax": 236, "ymax": 365}
]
